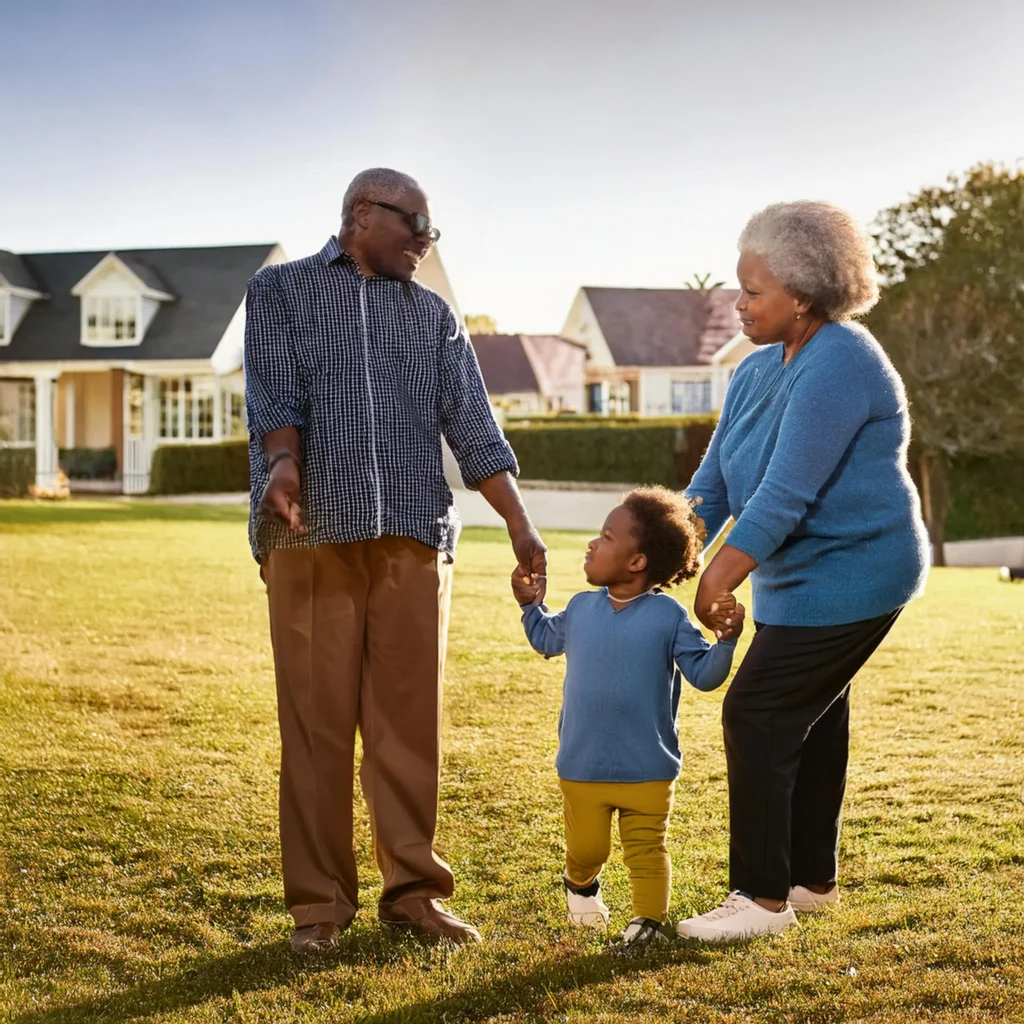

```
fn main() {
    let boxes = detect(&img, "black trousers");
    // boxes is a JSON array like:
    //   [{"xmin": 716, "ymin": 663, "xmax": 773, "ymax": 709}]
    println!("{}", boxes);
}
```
[{"xmin": 722, "ymin": 609, "xmax": 902, "ymax": 900}]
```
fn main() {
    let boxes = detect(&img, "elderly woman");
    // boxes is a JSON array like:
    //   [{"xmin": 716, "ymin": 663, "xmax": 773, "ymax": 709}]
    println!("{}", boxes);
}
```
[{"xmin": 675, "ymin": 202, "xmax": 929, "ymax": 942}]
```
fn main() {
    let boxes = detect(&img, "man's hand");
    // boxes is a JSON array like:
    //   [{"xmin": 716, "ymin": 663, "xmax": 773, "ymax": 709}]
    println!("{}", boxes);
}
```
[
  {"xmin": 509, "ymin": 519, "xmax": 547, "ymax": 605},
  {"xmin": 511, "ymin": 567, "xmax": 544, "ymax": 606},
  {"xmin": 261, "ymin": 457, "xmax": 307, "ymax": 534}
]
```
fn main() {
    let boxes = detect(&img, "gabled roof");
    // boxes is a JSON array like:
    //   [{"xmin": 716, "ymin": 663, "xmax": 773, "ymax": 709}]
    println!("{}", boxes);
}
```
[
  {"xmin": 0, "ymin": 250, "xmax": 43, "ymax": 292},
  {"xmin": 471, "ymin": 334, "xmax": 586, "ymax": 396},
  {"xmin": 0, "ymin": 243, "xmax": 278, "ymax": 363},
  {"xmin": 582, "ymin": 287, "xmax": 741, "ymax": 367},
  {"xmin": 69, "ymin": 251, "xmax": 175, "ymax": 299},
  {"xmin": 471, "ymin": 334, "xmax": 540, "ymax": 393}
]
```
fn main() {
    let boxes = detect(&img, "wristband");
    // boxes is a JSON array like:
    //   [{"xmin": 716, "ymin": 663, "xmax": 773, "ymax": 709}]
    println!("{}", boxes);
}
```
[{"xmin": 267, "ymin": 451, "xmax": 301, "ymax": 474}]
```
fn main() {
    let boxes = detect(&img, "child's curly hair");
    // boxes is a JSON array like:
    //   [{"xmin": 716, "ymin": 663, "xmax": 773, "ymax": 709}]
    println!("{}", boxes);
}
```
[{"xmin": 621, "ymin": 485, "xmax": 706, "ymax": 588}]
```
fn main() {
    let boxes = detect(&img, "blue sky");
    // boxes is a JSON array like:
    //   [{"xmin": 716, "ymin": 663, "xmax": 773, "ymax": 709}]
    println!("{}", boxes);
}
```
[{"xmin": 2, "ymin": 0, "xmax": 1022, "ymax": 332}]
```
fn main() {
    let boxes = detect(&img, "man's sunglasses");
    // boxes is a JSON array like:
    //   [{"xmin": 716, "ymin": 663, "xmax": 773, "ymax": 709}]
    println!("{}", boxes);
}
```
[{"xmin": 370, "ymin": 201, "xmax": 441, "ymax": 242}]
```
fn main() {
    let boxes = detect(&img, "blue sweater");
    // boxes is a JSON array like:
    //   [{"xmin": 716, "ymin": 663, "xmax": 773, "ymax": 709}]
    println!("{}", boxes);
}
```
[
  {"xmin": 687, "ymin": 322, "xmax": 929, "ymax": 627},
  {"xmin": 522, "ymin": 590, "xmax": 735, "ymax": 782}
]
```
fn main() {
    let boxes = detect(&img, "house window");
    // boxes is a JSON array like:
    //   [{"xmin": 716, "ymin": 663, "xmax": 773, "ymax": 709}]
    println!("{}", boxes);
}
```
[
  {"xmin": 158, "ymin": 376, "xmax": 243, "ymax": 441},
  {"xmin": 0, "ymin": 379, "xmax": 35, "ymax": 444},
  {"xmin": 84, "ymin": 295, "xmax": 138, "ymax": 343},
  {"xmin": 223, "ymin": 392, "xmax": 246, "ymax": 438},
  {"xmin": 671, "ymin": 380, "xmax": 712, "ymax": 415},
  {"xmin": 0, "ymin": 295, "xmax": 7, "ymax": 344}
]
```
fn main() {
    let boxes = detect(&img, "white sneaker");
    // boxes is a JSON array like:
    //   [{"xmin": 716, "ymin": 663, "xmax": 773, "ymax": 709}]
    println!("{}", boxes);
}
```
[
  {"xmin": 788, "ymin": 884, "xmax": 839, "ymax": 913},
  {"xmin": 565, "ymin": 880, "xmax": 610, "ymax": 929},
  {"xmin": 675, "ymin": 891, "xmax": 797, "ymax": 943}
]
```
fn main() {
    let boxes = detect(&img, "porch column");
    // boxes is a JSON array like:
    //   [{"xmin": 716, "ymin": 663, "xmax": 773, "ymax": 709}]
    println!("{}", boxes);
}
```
[
  {"xmin": 34, "ymin": 372, "xmax": 59, "ymax": 490},
  {"xmin": 213, "ymin": 375, "xmax": 223, "ymax": 441}
]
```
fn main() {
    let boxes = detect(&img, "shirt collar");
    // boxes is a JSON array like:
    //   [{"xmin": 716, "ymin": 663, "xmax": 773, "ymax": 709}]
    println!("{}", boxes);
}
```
[{"xmin": 317, "ymin": 235, "xmax": 358, "ymax": 268}]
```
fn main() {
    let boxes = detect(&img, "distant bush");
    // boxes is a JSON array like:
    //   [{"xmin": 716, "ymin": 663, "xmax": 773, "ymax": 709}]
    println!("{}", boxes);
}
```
[
  {"xmin": 0, "ymin": 447, "xmax": 34, "ymax": 498},
  {"xmin": 505, "ymin": 416, "xmax": 717, "ymax": 489},
  {"xmin": 59, "ymin": 447, "xmax": 117, "ymax": 480},
  {"xmin": 149, "ymin": 442, "xmax": 249, "ymax": 495},
  {"xmin": 944, "ymin": 457, "xmax": 1024, "ymax": 542}
]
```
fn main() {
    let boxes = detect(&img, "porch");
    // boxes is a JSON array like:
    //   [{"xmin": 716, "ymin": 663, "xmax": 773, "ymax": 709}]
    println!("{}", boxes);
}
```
[{"xmin": 0, "ymin": 367, "xmax": 247, "ymax": 494}]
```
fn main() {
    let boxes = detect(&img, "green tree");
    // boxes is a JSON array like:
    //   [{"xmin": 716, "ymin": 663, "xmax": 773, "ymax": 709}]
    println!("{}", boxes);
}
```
[
  {"xmin": 868, "ymin": 163, "xmax": 1024, "ymax": 564},
  {"xmin": 683, "ymin": 272, "xmax": 726, "ymax": 290},
  {"xmin": 465, "ymin": 314, "xmax": 499, "ymax": 334}
]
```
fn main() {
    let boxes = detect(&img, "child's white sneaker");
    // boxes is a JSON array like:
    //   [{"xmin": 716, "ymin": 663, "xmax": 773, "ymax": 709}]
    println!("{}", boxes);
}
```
[
  {"xmin": 565, "ymin": 879, "xmax": 610, "ymax": 929},
  {"xmin": 787, "ymin": 883, "xmax": 839, "ymax": 913},
  {"xmin": 675, "ymin": 891, "xmax": 797, "ymax": 943}
]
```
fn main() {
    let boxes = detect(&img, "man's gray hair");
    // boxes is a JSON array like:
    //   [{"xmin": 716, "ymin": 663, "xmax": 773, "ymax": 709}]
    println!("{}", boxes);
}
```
[
  {"xmin": 341, "ymin": 168, "xmax": 423, "ymax": 226},
  {"xmin": 738, "ymin": 201, "xmax": 880, "ymax": 321}
]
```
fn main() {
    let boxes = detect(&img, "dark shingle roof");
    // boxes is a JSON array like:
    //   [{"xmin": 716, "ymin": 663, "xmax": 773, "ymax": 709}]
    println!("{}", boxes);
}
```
[
  {"xmin": 471, "ymin": 334, "xmax": 539, "ymax": 394},
  {"xmin": 583, "ymin": 287, "xmax": 741, "ymax": 367},
  {"xmin": 0, "ymin": 250, "xmax": 42, "ymax": 291},
  {"xmin": 0, "ymin": 244, "xmax": 277, "ymax": 363},
  {"xmin": 116, "ymin": 254, "xmax": 173, "ymax": 295}
]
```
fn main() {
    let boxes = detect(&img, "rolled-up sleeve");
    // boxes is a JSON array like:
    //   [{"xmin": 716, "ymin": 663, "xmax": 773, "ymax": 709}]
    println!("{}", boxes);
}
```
[
  {"xmin": 438, "ymin": 306, "xmax": 518, "ymax": 488},
  {"xmin": 243, "ymin": 266, "xmax": 304, "ymax": 440}
]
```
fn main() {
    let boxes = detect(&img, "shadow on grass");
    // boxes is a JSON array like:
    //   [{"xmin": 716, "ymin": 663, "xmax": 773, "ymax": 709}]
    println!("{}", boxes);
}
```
[
  {"xmin": 0, "ymin": 499, "xmax": 248, "ymax": 526},
  {"xmin": 359, "ymin": 944, "xmax": 714, "ymax": 1024},
  {"xmin": 11, "ymin": 932, "xmax": 714, "ymax": 1024}
]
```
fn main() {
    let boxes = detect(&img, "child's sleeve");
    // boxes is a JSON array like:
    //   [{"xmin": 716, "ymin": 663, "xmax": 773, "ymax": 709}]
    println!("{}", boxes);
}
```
[
  {"xmin": 672, "ymin": 608, "xmax": 736, "ymax": 692},
  {"xmin": 521, "ymin": 604, "xmax": 567, "ymax": 658}
]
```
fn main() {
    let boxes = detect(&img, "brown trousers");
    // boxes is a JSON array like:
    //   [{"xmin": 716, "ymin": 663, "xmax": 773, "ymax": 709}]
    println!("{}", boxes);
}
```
[{"xmin": 262, "ymin": 537, "xmax": 454, "ymax": 927}]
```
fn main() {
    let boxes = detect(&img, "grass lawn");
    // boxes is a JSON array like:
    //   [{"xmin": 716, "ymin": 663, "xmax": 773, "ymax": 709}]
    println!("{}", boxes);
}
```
[{"xmin": 1, "ymin": 499, "xmax": 1022, "ymax": 1023}]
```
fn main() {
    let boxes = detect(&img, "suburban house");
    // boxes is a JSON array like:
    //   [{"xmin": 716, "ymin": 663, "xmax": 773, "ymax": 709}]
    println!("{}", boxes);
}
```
[
  {"xmin": 470, "ymin": 333, "xmax": 587, "ymax": 414},
  {"xmin": 0, "ymin": 242, "xmax": 460, "ymax": 493},
  {"xmin": 560, "ymin": 286, "xmax": 747, "ymax": 415}
]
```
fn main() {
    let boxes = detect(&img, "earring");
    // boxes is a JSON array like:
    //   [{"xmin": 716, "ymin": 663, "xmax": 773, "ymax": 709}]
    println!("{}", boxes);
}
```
[{"xmin": 795, "ymin": 313, "xmax": 801, "ymax": 320}]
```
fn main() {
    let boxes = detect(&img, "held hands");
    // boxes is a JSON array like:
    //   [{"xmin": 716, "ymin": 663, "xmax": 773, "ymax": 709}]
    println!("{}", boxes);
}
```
[
  {"xmin": 261, "ymin": 457, "xmax": 307, "ymax": 534},
  {"xmin": 511, "ymin": 567, "xmax": 546, "ymax": 606},
  {"xmin": 696, "ymin": 588, "xmax": 745, "ymax": 641},
  {"xmin": 508, "ymin": 519, "xmax": 548, "ymax": 605}
]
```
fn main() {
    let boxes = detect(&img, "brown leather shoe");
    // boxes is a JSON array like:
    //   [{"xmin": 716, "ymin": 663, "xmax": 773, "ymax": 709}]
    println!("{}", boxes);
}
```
[
  {"xmin": 378, "ymin": 897, "xmax": 482, "ymax": 944},
  {"xmin": 290, "ymin": 922, "xmax": 339, "ymax": 953}
]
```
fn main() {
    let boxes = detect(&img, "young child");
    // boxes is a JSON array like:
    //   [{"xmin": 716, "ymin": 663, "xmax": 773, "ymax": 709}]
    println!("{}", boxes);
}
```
[{"xmin": 512, "ymin": 486, "xmax": 743, "ymax": 954}]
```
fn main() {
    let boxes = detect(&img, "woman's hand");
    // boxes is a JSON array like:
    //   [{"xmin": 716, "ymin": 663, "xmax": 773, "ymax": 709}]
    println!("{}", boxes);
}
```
[
  {"xmin": 694, "ymin": 544, "xmax": 758, "ymax": 640},
  {"xmin": 695, "ymin": 587, "xmax": 744, "ymax": 640}
]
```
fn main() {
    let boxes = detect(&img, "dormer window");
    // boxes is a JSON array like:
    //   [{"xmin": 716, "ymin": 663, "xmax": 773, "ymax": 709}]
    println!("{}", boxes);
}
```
[
  {"xmin": 84, "ymin": 295, "xmax": 139, "ymax": 343},
  {"xmin": 0, "ymin": 293, "xmax": 7, "ymax": 344},
  {"xmin": 71, "ymin": 252, "xmax": 174, "ymax": 348}
]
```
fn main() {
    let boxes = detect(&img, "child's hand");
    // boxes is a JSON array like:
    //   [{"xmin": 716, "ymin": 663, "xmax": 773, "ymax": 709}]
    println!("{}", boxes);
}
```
[
  {"xmin": 511, "ymin": 567, "xmax": 545, "ymax": 606},
  {"xmin": 706, "ymin": 591, "xmax": 744, "ymax": 640}
]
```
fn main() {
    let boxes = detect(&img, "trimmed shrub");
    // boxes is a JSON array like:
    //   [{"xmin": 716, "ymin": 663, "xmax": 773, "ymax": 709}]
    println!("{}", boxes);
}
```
[
  {"xmin": 59, "ymin": 446, "xmax": 117, "ymax": 480},
  {"xmin": 945, "ymin": 457, "xmax": 1024, "ymax": 542},
  {"xmin": 148, "ymin": 441, "xmax": 249, "ymax": 495},
  {"xmin": 505, "ymin": 416, "xmax": 717, "ymax": 490},
  {"xmin": 0, "ymin": 446, "xmax": 35, "ymax": 497}
]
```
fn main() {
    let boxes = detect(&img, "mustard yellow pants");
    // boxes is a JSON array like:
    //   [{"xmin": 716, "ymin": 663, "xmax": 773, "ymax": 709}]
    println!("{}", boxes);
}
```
[{"xmin": 559, "ymin": 778, "xmax": 674, "ymax": 922}]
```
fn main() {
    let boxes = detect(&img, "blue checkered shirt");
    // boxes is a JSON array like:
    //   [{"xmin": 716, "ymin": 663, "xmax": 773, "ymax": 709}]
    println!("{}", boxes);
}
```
[{"xmin": 244, "ymin": 236, "xmax": 518, "ymax": 561}]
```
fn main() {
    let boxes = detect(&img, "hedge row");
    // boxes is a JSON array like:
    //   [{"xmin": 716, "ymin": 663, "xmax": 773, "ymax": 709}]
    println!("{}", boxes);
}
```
[
  {"xmin": 945, "ymin": 456, "xmax": 1024, "ymax": 542},
  {"xmin": 59, "ymin": 446, "xmax": 117, "ymax": 480},
  {"xmin": 0, "ymin": 447, "xmax": 34, "ymax": 497},
  {"xmin": 148, "ymin": 441, "xmax": 249, "ymax": 495},
  {"xmin": 504, "ymin": 417, "xmax": 717, "ymax": 490}
]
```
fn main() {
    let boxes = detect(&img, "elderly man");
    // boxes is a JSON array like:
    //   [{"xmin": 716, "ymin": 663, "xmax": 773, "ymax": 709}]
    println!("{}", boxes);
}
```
[{"xmin": 245, "ymin": 168, "xmax": 546, "ymax": 951}]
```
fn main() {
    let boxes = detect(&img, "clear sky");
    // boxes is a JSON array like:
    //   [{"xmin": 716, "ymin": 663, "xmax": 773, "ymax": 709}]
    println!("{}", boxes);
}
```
[{"xmin": 2, "ymin": 0, "xmax": 1022, "ymax": 332}]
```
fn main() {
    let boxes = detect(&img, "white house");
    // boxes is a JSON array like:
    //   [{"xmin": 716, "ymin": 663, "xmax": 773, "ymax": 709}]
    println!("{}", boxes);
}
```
[
  {"xmin": 561, "ymin": 286, "xmax": 748, "ymax": 415},
  {"xmin": 0, "ymin": 242, "xmax": 462, "ymax": 493}
]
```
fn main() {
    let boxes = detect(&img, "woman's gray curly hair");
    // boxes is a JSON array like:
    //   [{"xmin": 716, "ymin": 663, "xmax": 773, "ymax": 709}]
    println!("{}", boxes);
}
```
[{"xmin": 738, "ymin": 201, "xmax": 880, "ymax": 321}]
